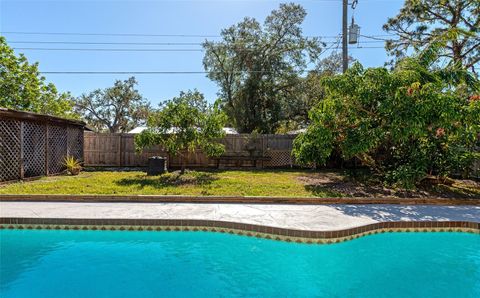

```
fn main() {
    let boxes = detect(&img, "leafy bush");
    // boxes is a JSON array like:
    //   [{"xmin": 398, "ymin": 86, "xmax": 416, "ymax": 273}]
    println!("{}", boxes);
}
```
[
  {"xmin": 293, "ymin": 53, "xmax": 480, "ymax": 188},
  {"xmin": 135, "ymin": 90, "xmax": 227, "ymax": 173}
]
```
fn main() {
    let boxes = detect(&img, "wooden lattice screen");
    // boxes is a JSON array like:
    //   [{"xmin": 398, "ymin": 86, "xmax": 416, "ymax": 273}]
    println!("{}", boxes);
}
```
[
  {"xmin": 0, "ymin": 119, "xmax": 21, "ymax": 181},
  {"xmin": 0, "ymin": 109, "xmax": 86, "ymax": 182},
  {"xmin": 23, "ymin": 121, "xmax": 46, "ymax": 178}
]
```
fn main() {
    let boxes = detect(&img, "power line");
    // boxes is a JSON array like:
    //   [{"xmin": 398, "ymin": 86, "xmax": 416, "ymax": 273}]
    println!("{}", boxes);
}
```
[
  {"xmin": 13, "ymin": 47, "xmax": 204, "ymax": 52},
  {"xmin": 362, "ymin": 33, "xmax": 480, "ymax": 43},
  {"xmin": 10, "ymin": 41, "xmax": 205, "ymax": 46},
  {"xmin": 318, "ymin": 34, "xmax": 342, "ymax": 55},
  {"xmin": 2, "ymin": 31, "xmax": 222, "ymax": 38},
  {"xmin": 40, "ymin": 71, "xmax": 308, "ymax": 74},
  {"xmin": 3, "ymin": 31, "xmax": 335, "ymax": 38},
  {"xmin": 7, "ymin": 40, "xmax": 387, "ymax": 45},
  {"xmin": 42, "ymin": 71, "xmax": 211, "ymax": 74},
  {"xmin": 360, "ymin": 34, "xmax": 392, "ymax": 41},
  {"xmin": 349, "ymin": 46, "xmax": 385, "ymax": 49},
  {"xmin": 2, "ymin": 31, "xmax": 396, "ymax": 39},
  {"xmin": 13, "ymin": 46, "xmax": 385, "ymax": 52}
]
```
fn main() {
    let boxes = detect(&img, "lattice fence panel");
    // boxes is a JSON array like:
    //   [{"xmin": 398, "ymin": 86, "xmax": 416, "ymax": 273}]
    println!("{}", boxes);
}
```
[
  {"xmin": 265, "ymin": 150, "xmax": 295, "ymax": 167},
  {"xmin": 48, "ymin": 125, "xmax": 68, "ymax": 174},
  {"xmin": 23, "ymin": 121, "xmax": 47, "ymax": 178},
  {"xmin": 67, "ymin": 126, "xmax": 83, "ymax": 161},
  {"xmin": 0, "ymin": 119, "xmax": 21, "ymax": 181}
]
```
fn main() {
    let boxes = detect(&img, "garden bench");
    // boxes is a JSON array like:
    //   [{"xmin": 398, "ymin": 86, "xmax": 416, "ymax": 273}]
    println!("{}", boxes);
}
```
[{"xmin": 214, "ymin": 155, "xmax": 271, "ymax": 169}]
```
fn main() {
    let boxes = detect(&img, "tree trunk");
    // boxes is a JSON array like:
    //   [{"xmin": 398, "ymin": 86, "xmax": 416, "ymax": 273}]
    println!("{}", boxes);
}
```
[
  {"xmin": 180, "ymin": 151, "xmax": 187, "ymax": 175},
  {"xmin": 180, "ymin": 162, "xmax": 186, "ymax": 175},
  {"xmin": 452, "ymin": 42, "xmax": 463, "ymax": 67}
]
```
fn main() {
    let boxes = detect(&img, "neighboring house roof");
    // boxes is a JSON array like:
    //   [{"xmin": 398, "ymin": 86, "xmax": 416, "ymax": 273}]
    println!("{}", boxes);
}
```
[
  {"xmin": 223, "ymin": 127, "xmax": 239, "ymax": 134},
  {"xmin": 286, "ymin": 128, "xmax": 306, "ymax": 135},
  {"xmin": 128, "ymin": 126, "xmax": 148, "ymax": 134},
  {"xmin": 128, "ymin": 126, "xmax": 239, "ymax": 134}
]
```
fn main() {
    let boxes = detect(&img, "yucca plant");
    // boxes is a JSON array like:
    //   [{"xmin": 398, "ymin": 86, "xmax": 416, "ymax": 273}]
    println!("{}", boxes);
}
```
[{"xmin": 64, "ymin": 156, "xmax": 82, "ymax": 175}]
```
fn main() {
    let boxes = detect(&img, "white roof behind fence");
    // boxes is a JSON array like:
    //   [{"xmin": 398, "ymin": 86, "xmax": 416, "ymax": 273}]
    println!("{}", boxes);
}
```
[
  {"xmin": 286, "ymin": 128, "xmax": 306, "ymax": 135},
  {"xmin": 128, "ymin": 126, "xmax": 148, "ymax": 134},
  {"xmin": 128, "ymin": 126, "xmax": 238, "ymax": 134}
]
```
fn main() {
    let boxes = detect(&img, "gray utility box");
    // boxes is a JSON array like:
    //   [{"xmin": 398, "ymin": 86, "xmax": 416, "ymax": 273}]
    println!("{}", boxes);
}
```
[{"xmin": 147, "ymin": 156, "xmax": 167, "ymax": 175}]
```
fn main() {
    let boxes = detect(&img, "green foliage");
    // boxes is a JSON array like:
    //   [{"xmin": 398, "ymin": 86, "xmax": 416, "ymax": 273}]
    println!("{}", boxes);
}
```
[
  {"xmin": 275, "ymin": 120, "xmax": 304, "ymax": 134},
  {"xmin": 203, "ymin": 3, "xmax": 323, "ymax": 133},
  {"xmin": 293, "ymin": 51, "xmax": 480, "ymax": 188},
  {"xmin": 63, "ymin": 155, "xmax": 82, "ymax": 175},
  {"xmin": 135, "ymin": 90, "xmax": 227, "ymax": 172},
  {"xmin": 75, "ymin": 77, "xmax": 150, "ymax": 132},
  {"xmin": 0, "ymin": 37, "xmax": 76, "ymax": 118},
  {"xmin": 383, "ymin": 0, "xmax": 480, "ymax": 72},
  {"xmin": 290, "ymin": 53, "xmax": 357, "ymax": 126}
]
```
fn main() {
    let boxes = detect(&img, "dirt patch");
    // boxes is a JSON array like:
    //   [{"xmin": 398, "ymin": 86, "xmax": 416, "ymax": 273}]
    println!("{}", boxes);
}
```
[{"xmin": 298, "ymin": 171, "xmax": 480, "ymax": 199}]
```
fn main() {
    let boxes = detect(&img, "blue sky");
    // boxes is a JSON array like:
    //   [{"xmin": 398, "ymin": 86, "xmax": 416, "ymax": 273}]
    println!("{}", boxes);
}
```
[{"xmin": 1, "ymin": 0, "xmax": 404, "ymax": 106}]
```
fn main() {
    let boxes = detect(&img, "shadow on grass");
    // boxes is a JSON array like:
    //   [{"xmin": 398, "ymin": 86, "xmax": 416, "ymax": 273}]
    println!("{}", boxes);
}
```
[
  {"xmin": 300, "ymin": 168, "xmax": 480, "ymax": 199},
  {"xmin": 304, "ymin": 185, "xmax": 344, "ymax": 197},
  {"xmin": 423, "ymin": 183, "xmax": 480, "ymax": 199},
  {"xmin": 115, "ymin": 170, "xmax": 218, "ymax": 189},
  {"xmin": 300, "ymin": 169, "xmax": 418, "ymax": 198}
]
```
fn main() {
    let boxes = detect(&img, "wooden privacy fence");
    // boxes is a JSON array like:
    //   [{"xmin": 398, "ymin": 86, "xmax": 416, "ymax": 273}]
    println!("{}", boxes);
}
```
[
  {"xmin": 0, "ymin": 108, "xmax": 86, "ymax": 182},
  {"xmin": 84, "ymin": 132, "xmax": 299, "ymax": 168}
]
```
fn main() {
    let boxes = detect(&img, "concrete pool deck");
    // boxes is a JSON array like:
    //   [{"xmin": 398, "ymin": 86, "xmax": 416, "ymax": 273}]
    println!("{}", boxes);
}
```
[{"xmin": 1, "ymin": 202, "xmax": 479, "ymax": 231}]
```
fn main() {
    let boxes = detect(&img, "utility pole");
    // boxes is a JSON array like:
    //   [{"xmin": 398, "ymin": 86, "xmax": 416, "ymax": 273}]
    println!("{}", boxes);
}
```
[{"xmin": 342, "ymin": 0, "xmax": 348, "ymax": 73}]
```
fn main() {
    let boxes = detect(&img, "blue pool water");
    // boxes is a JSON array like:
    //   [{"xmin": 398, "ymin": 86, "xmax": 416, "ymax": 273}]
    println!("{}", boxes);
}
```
[{"xmin": 1, "ymin": 230, "xmax": 479, "ymax": 298}]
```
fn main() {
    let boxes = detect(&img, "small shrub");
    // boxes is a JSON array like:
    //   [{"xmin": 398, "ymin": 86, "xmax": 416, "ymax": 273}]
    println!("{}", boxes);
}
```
[{"xmin": 64, "ymin": 156, "xmax": 82, "ymax": 175}]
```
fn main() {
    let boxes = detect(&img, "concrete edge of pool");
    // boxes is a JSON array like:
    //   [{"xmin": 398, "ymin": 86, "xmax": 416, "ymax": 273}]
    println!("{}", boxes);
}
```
[
  {"xmin": 1, "ymin": 218, "xmax": 479, "ymax": 244},
  {"xmin": 1, "ymin": 194, "xmax": 479, "ymax": 205}
]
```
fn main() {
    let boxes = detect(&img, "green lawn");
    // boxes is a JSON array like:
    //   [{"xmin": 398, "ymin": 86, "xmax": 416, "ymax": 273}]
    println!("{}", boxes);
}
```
[{"xmin": 0, "ymin": 170, "xmax": 342, "ymax": 197}]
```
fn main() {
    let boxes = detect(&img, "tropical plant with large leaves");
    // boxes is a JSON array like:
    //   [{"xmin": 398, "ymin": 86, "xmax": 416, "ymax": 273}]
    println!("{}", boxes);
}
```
[{"xmin": 293, "ymin": 46, "xmax": 480, "ymax": 188}]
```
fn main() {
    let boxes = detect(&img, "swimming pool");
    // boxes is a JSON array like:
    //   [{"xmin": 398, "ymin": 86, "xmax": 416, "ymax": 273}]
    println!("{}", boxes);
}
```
[{"xmin": 1, "ymin": 230, "xmax": 479, "ymax": 298}]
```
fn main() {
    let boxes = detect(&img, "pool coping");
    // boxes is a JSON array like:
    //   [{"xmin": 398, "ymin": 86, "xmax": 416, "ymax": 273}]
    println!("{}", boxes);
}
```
[
  {"xmin": 2, "ymin": 218, "xmax": 479, "ymax": 244},
  {"xmin": 1, "ymin": 194, "xmax": 479, "ymax": 205}
]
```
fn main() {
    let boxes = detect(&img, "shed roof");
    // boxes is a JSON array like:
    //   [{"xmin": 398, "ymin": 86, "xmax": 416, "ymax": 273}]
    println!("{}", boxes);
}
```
[{"xmin": 0, "ymin": 108, "xmax": 87, "ymax": 128}]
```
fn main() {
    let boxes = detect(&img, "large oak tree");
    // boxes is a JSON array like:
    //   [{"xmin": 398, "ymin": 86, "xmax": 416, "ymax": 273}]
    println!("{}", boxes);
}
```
[
  {"xmin": 203, "ymin": 3, "xmax": 323, "ymax": 133},
  {"xmin": 75, "ymin": 77, "xmax": 150, "ymax": 133}
]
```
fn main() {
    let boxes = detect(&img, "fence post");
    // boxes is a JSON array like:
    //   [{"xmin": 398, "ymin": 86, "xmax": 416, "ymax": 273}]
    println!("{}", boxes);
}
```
[
  {"xmin": 19, "ymin": 121, "xmax": 24, "ymax": 179},
  {"xmin": 117, "ymin": 134, "xmax": 121, "ymax": 166},
  {"xmin": 66, "ymin": 125, "xmax": 70, "ymax": 157},
  {"xmin": 45, "ymin": 124, "xmax": 49, "ymax": 176},
  {"xmin": 80, "ymin": 129, "xmax": 84, "ymax": 163}
]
